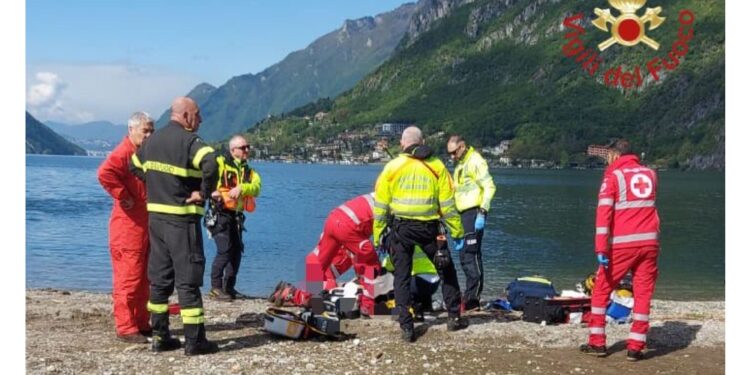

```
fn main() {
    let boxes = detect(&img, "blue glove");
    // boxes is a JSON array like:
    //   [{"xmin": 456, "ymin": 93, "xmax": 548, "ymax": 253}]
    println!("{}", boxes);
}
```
[
  {"xmin": 475, "ymin": 213, "xmax": 486, "ymax": 231},
  {"xmin": 453, "ymin": 238, "xmax": 465, "ymax": 252},
  {"xmin": 597, "ymin": 253, "xmax": 609, "ymax": 269}
]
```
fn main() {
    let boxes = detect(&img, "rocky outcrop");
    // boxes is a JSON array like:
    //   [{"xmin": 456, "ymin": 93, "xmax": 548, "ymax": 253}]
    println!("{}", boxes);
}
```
[{"xmin": 404, "ymin": 0, "xmax": 476, "ymax": 46}]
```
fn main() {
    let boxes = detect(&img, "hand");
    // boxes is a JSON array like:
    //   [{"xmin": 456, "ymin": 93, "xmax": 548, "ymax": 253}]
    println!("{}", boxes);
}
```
[
  {"xmin": 119, "ymin": 197, "xmax": 134, "ymax": 210},
  {"xmin": 228, "ymin": 186, "xmax": 242, "ymax": 200},
  {"xmin": 185, "ymin": 191, "xmax": 204, "ymax": 204},
  {"xmin": 211, "ymin": 190, "xmax": 221, "ymax": 200},
  {"xmin": 475, "ymin": 212, "xmax": 486, "ymax": 231},
  {"xmin": 597, "ymin": 253, "xmax": 609, "ymax": 269},
  {"xmin": 453, "ymin": 238, "xmax": 465, "ymax": 252}
]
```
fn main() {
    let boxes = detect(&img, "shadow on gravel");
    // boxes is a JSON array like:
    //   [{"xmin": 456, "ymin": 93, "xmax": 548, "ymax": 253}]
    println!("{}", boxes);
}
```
[
  {"xmin": 609, "ymin": 321, "xmax": 702, "ymax": 359},
  {"xmin": 214, "ymin": 333, "xmax": 273, "ymax": 353}
]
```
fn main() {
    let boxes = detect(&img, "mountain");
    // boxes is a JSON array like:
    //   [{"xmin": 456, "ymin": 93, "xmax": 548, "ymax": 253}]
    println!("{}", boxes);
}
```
[
  {"xmin": 46, "ymin": 120, "xmax": 128, "ymax": 152},
  {"xmin": 26, "ymin": 112, "xmax": 87, "ymax": 155},
  {"xmin": 157, "ymin": 3, "xmax": 418, "ymax": 140},
  {"xmin": 46, "ymin": 120, "xmax": 125, "ymax": 143},
  {"xmin": 155, "ymin": 82, "xmax": 217, "ymax": 126},
  {"xmin": 255, "ymin": 0, "xmax": 723, "ymax": 169}
]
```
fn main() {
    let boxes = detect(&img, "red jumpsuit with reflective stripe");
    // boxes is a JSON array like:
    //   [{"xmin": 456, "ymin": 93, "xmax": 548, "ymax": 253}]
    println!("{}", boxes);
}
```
[
  {"xmin": 97, "ymin": 136, "xmax": 150, "ymax": 335},
  {"xmin": 589, "ymin": 154, "xmax": 660, "ymax": 351},
  {"xmin": 299, "ymin": 194, "xmax": 381, "ymax": 314}
]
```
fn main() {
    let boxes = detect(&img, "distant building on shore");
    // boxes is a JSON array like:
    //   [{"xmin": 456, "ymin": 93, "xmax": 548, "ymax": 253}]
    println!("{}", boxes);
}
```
[
  {"xmin": 378, "ymin": 123, "xmax": 410, "ymax": 137},
  {"xmin": 587, "ymin": 144, "xmax": 609, "ymax": 159},
  {"xmin": 482, "ymin": 140, "xmax": 512, "ymax": 156}
]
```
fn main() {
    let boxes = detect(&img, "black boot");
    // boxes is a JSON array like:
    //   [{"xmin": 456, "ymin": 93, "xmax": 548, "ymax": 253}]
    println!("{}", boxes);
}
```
[
  {"xmin": 151, "ymin": 313, "xmax": 181, "ymax": 352},
  {"xmin": 446, "ymin": 316, "xmax": 469, "ymax": 331},
  {"xmin": 183, "ymin": 323, "xmax": 219, "ymax": 356}
]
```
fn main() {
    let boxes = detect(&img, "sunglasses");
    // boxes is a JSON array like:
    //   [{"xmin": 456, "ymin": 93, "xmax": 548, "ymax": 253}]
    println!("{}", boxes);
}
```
[{"xmin": 234, "ymin": 145, "xmax": 250, "ymax": 151}]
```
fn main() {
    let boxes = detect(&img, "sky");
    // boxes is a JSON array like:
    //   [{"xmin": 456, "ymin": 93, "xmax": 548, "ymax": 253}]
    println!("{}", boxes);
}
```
[{"xmin": 25, "ymin": 0, "xmax": 411, "ymax": 124}]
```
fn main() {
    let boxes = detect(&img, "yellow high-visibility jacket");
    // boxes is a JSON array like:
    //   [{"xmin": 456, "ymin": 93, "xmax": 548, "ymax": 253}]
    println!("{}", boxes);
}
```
[
  {"xmin": 453, "ymin": 146, "xmax": 496, "ymax": 212},
  {"xmin": 382, "ymin": 246, "xmax": 438, "ymax": 276},
  {"xmin": 373, "ymin": 152, "xmax": 464, "ymax": 242},
  {"xmin": 215, "ymin": 153, "xmax": 262, "ymax": 212}
]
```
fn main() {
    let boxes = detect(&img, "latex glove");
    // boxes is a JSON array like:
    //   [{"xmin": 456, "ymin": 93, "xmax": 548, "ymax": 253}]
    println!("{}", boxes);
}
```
[
  {"xmin": 597, "ymin": 253, "xmax": 609, "ymax": 269},
  {"xmin": 453, "ymin": 238, "xmax": 465, "ymax": 252},
  {"xmin": 475, "ymin": 213, "xmax": 486, "ymax": 231}
]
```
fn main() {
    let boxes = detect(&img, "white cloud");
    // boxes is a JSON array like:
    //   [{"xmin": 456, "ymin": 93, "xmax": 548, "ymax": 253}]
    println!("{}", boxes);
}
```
[{"xmin": 26, "ymin": 62, "xmax": 200, "ymax": 124}]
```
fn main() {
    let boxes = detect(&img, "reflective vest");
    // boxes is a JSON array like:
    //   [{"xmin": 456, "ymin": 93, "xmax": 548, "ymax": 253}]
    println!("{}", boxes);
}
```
[
  {"xmin": 334, "ymin": 193, "xmax": 375, "ymax": 236},
  {"xmin": 595, "ymin": 154, "xmax": 660, "ymax": 252},
  {"xmin": 215, "ymin": 153, "xmax": 262, "ymax": 212},
  {"xmin": 373, "ymin": 152, "xmax": 463, "ymax": 242},
  {"xmin": 453, "ymin": 146, "xmax": 496, "ymax": 212},
  {"xmin": 382, "ymin": 246, "xmax": 438, "ymax": 277},
  {"xmin": 130, "ymin": 121, "xmax": 217, "ymax": 217}
]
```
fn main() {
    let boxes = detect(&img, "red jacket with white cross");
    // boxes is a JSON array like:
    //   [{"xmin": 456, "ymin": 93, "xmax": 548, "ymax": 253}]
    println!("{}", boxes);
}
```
[{"xmin": 595, "ymin": 154, "xmax": 661, "ymax": 253}]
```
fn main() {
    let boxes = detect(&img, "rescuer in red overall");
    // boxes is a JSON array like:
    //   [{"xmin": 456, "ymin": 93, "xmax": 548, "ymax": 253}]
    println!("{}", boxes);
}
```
[
  {"xmin": 270, "ymin": 193, "xmax": 381, "ymax": 316},
  {"xmin": 97, "ymin": 112, "xmax": 154, "ymax": 343},
  {"xmin": 580, "ymin": 139, "xmax": 661, "ymax": 361}
]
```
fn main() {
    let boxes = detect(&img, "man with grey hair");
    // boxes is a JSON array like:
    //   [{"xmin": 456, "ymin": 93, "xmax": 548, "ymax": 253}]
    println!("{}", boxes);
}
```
[
  {"xmin": 373, "ymin": 125, "xmax": 468, "ymax": 342},
  {"xmin": 97, "ymin": 112, "xmax": 154, "ymax": 343},
  {"xmin": 207, "ymin": 134, "xmax": 262, "ymax": 301}
]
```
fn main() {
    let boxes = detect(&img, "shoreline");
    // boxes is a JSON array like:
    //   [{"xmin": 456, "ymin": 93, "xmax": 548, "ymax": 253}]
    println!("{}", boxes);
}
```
[{"xmin": 26, "ymin": 288, "xmax": 725, "ymax": 374}]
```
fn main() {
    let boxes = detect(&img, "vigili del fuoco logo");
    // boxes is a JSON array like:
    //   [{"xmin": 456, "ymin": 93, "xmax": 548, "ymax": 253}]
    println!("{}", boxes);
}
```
[{"xmin": 562, "ymin": 0, "xmax": 695, "ymax": 90}]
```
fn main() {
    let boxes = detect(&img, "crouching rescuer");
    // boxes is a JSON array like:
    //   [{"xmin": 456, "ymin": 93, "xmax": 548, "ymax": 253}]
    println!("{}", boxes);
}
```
[
  {"xmin": 373, "ymin": 126, "xmax": 468, "ymax": 343},
  {"xmin": 270, "ymin": 193, "xmax": 381, "ymax": 316},
  {"xmin": 580, "ymin": 139, "xmax": 661, "ymax": 361}
]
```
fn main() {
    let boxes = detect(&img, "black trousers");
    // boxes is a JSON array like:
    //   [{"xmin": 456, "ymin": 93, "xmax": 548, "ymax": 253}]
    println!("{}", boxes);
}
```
[
  {"xmin": 210, "ymin": 212, "xmax": 244, "ymax": 290},
  {"xmin": 148, "ymin": 214, "xmax": 205, "ymax": 309},
  {"xmin": 459, "ymin": 207, "xmax": 485, "ymax": 306},
  {"xmin": 411, "ymin": 276, "xmax": 440, "ymax": 313},
  {"xmin": 390, "ymin": 219, "xmax": 462, "ymax": 330}
]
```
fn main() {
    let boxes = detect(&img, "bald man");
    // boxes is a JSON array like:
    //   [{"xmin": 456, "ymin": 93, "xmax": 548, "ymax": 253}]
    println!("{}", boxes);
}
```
[
  {"xmin": 130, "ymin": 96, "xmax": 220, "ymax": 355},
  {"xmin": 207, "ymin": 134, "xmax": 261, "ymax": 301},
  {"xmin": 373, "ymin": 126, "xmax": 467, "ymax": 342}
]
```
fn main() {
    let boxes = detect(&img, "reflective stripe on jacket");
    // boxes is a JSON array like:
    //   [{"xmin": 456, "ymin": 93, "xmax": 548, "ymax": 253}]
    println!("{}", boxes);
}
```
[
  {"xmin": 382, "ymin": 246, "xmax": 438, "ymax": 276},
  {"xmin": 373, "ymin": 153, "xmax": 463, "ymax": 241},
  {"xmin": 595, "ymin": 154, "xmax": 660, "ymax": 252},
  {"xmin": 453, "ymin": 146, "xmax": 496, "ymax": 212},
  {"xmin": 215, "ymin": 152, "xmax": 262, "ymax": 212},
  {"xmin": 129, "ymin": 121, "xmax": 218, "ymax": 217},
  {"xmin": 335, "ymin": 193, "xmax": 375, "ymax": 237}
]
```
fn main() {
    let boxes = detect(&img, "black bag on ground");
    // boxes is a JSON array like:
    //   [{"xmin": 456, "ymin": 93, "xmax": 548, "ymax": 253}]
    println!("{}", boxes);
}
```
[
  {"xmin": 506, "ymin": 276, "xmax": 558, "ymax": 311},
  {"xmin": 522, "ymin": 296, "xmax": 566, "ymax": 324}
]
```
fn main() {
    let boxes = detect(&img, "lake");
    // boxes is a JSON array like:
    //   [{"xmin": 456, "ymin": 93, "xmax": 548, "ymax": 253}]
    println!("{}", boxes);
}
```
[{"xmin": 26, "ymin": 155, "xmax": 725, "ymax": 300}]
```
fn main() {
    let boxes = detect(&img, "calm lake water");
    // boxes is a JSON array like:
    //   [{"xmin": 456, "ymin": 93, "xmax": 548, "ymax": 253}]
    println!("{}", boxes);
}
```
[{"xmin": 26, "ymin": 155, "xmax": 725, "ymax": 300}]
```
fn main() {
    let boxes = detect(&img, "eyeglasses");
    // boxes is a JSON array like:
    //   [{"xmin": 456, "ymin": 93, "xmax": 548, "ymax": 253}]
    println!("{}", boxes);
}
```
[{"xmin": 234, "ymin": 145, "xmax": 250, "ymax": 151}]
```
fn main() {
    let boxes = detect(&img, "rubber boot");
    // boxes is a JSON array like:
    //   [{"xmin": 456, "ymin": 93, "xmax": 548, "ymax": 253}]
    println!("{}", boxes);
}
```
[
  {"xmin": 183, "ymin": 323, "xmax": 219, "ymax": 356},
  {"xmin": 151, "ymin": 313, "xmax": 181, "ymax": 352}
]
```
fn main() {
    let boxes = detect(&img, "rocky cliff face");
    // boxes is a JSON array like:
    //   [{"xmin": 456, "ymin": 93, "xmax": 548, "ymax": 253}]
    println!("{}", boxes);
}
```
[
  {"xmin": 328, "ymin": 0, "xmax": 725, "ymax": 169},
  {"xmin": 404, "ymin": 0, "xmax": 477, "ymax": 45}
]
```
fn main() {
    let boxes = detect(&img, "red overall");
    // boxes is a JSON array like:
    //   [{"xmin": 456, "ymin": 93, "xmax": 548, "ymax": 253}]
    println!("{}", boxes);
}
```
[
  {"xmin": 298, "ymin": 194, "xmax": 381, "ymax": 315},
  {"xmin": 589, "ymin": 155, "xmax": 660, "ymax": 352},
  {"xmin": 97, "ymin": 136, "xmax": 150, "ymax": 336}
]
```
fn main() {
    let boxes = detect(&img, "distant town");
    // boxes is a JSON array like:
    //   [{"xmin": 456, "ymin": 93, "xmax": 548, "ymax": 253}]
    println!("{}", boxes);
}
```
[{"xmin": 250, "ymin": 117, "xmax": 611, "ymax": 169}]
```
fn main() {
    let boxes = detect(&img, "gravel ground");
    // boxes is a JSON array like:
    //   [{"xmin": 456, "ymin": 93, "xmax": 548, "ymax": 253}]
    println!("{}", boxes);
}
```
[{"xmin": 26, "ymin": 289, "xmax": 725, "ymax": 374}]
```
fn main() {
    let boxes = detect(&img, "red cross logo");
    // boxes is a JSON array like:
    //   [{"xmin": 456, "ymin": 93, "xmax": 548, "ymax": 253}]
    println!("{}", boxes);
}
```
[{"xmin": 629, "ymin": 173, "xmax": 653, "ymax": 198}]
